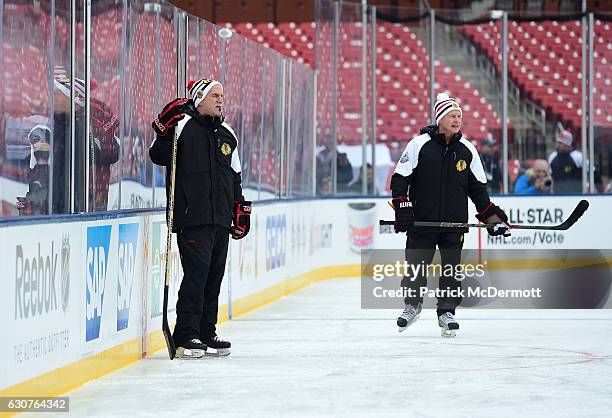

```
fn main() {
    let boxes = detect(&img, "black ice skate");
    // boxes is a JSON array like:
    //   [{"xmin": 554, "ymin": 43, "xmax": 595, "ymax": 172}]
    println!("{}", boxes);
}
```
[
  {"xmin": 202, "ymin": 334, "xmax": 231, "ymax": 357},
  {"xmin": 175, "ymin": 338, "xmax": 207, "ymax": 359},
  {"xmin": 397, "ymin": 303, "xmax": 422, "ymax": 332},
  {"xmin": 438, "ymin": 312, "xmax": 459, "ymax": 337}
]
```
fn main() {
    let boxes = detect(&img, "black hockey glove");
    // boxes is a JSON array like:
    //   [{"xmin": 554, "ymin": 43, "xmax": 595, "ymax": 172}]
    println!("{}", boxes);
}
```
[
  {"xmin": 476, "ymin": 202, "xmax": 511, "ymax": 237},
  {"xmin": 392, "ymin": 196, "xmax": 414, "ymax": 233},
  {"xmin": 152, "ymin": 98, "xmax": 195, "ymax": 136},
  {"xmin": 230, "ymin": 200, "xmax": 252, "ymax": 240}
]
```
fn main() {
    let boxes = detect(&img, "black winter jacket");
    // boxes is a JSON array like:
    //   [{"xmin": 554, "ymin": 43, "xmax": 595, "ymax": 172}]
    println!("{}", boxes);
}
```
[
  {"xmin": 149, "ymin": 113, "xmax": 243, "ymax": 231},
  {"xmin": 390, "ymin": 125, "xmax": 491, "ymax": 230}
]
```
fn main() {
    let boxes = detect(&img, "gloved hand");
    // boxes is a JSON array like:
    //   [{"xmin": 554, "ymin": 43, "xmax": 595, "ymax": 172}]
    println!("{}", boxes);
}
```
[
  {"xmin": 476, "ymin": 202, "xmax": 511, "ymax": 237},
  {"xmin": 230, "ymin": 200, "xmax": 252, "ymax": 240},
  {"xmin": 16, "ymin": 197, "xmax": 33, "ymax": 216},
  {"xmin": 151, "ymin": 98, "xmax": 194, "ymax": 136},
  {"xmin": 392, "ymin": 196, "xmax": 413, "ymax": 233}
]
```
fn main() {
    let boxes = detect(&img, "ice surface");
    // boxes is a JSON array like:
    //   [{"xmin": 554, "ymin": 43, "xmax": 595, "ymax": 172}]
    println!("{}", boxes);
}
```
[{"xmin": 32, "ymin": 278, "xmax": 612, "ymax": 418}]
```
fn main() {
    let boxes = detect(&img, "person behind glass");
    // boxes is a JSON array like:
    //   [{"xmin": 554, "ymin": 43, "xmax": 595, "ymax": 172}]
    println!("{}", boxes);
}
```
[
  {"xmin": 52, "ymin": 66, "xmax": 120, "ymax": 213},
  {"xmin": 16, "ymin": 125, "xmax": 52, "ymax": 215},
  {"xmin": 479, "ymin": 133, "xmax": 501, "ymax": 194},
  {"xmin": 315, "ymin": 137, "xmax": 333, "ymax": 195},
  {"xmin": 514, "ymin": 159, "xmax": 553, "ymax": 195},
  {"xmin": 149, "ymin": 78, "xmax": 251, "ymax": 358},
  {"xmin": 336, "ymin": 152, "xmax": 355, "ymax": 193},
  {"xmin": 390, "ymin": 92, "xmax": 510, "ymax": 337},
  {"xmin": 548, "ymin": 127, "xmax": 582, "ymax": 193}
]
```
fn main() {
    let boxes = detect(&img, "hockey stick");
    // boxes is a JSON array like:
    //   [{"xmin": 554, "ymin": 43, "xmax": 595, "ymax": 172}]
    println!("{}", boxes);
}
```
[
  {"xmin": 162, "ymin": 129, "xmax": 179, "ymax": 360},
  {"xmin": 380, "ymin": 199, "xmax": 589, "ymax": 231}
]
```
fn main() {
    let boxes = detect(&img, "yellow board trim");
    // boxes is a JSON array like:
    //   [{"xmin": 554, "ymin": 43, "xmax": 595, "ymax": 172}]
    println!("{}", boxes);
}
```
[{"xmin": 0, "ymin": 264, "xmax": 359, "ymax": 417}]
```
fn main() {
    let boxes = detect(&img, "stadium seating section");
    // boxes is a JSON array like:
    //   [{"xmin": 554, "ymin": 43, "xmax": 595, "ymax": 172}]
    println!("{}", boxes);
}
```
[
  {"xmin": 461, "ymin": 19, "xmax": 611, "ymax": 130},
  {"xmin": 0, "ymin": 4, "xmax": 609, "ymax": 191}
]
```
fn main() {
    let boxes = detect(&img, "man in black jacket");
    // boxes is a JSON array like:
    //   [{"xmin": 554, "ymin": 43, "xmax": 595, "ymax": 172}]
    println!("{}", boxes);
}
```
[
  {"xmin": 390, "ymin": 93, "xmax": 510, "ymax": 337},
  {"xmin": 149, "ymin": 78, "xmax": 251, "ymax": 358}
]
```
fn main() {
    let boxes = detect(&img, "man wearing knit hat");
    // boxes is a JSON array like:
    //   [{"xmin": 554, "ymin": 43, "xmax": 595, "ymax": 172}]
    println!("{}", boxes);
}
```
[
  {"xmin": 390, "ymin": 92, "xmax": 510, "ymax": 337},
  {"xmin": 548, "ymin": 126, "xmax": 583, "ymax": 193},
  {"xmin": 150, "ymin": 78, "xmax": 251, "ymax": 358}
]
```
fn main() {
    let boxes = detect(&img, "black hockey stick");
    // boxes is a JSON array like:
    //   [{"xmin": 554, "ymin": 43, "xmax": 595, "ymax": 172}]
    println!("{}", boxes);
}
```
[
  {"xmin": 161, "ymin": 129, "xmax": 179, "ymax": 360},
  {"xmin": 380, "ymin": 199, "xmax": 589, "ymax": 231}
]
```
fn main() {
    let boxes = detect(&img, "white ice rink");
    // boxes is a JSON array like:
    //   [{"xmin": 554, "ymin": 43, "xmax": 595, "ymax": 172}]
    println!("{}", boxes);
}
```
[{"xmin": 33, "ymin": 278, "xmax": 612, "ymax": 418}]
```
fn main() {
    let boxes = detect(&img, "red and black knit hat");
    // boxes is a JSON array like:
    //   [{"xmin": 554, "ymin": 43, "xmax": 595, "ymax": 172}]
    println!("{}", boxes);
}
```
[
  {"xmin": 434, "ymin": 92, "xmax": 462, "ymax": 125},
  {"xmin": 188, "ymin": 78, "xmax": 222, "ymax": 108}
]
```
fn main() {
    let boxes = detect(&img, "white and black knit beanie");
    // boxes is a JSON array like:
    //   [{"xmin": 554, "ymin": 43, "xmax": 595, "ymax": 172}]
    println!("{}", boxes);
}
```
[
  {"xmin": 434, "ymin": 92, "xmax": 462, "ymax": 125},
  {"xmin": 188, "ymin": 78, "xmax": 222, "ymax": 108}
]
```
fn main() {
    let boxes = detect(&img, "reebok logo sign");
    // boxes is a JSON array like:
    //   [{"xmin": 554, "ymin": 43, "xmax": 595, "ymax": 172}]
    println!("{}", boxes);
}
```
[{"xmin": 15, "ymin": 242, "xmax": 59, "ymax": 319}]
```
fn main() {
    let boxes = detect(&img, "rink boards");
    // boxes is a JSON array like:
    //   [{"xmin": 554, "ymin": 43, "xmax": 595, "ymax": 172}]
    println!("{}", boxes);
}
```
[{"xmin": 1, "ymin": 195, "xmax": 611, "ymax": 399}]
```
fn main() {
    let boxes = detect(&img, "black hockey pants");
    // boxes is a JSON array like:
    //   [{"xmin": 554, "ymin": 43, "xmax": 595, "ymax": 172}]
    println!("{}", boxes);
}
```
[
  {"xmin": 401, "ymin": 229, "xmax": 464, "ymax": 316},
  {"xmin": 173, "ymin": 225, "xmax": 229, "ymax": 345}
]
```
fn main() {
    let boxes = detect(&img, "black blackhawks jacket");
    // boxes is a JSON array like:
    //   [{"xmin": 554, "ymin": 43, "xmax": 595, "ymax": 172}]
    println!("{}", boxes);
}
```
[
  {"xmin": 548, "ymin": 149, "xmax": 582, "ymax": 193},
  {"xmin": 149, "ymin": 113, "xmax": 243, "ymax": 231},
  {"xmin": 390, "ymin": 125, "xmax": 491, "ymax": 230}
]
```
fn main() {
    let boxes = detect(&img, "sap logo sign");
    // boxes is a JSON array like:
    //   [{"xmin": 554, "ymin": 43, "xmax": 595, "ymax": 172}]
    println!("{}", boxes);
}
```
[
  {"xmin": 266, "ymin": 214, "xmax": 287, "ymax": 271},
  {"xmin": 86, "ymin": 225, "xmax": 112, "ymax": 342},
  {"xmin": 117, "ymin": 224, "xmax": 139, "ymax": 331}
]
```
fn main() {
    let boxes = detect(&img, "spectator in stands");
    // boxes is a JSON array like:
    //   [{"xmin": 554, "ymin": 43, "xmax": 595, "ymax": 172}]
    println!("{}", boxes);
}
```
[
  {"xmin": 336, "ymin": 152, "xmax": 355, "ymax": 193},
  {"xmin": 16, "ymin": 125, "xmax": 52, "ymax": 215},
  {"xmin": 316, "ymin": 136, "xmax": 334, "ymax": 195},
  {"xmin": 514, "ymin": 159, "xmax": 553, "ymax": 195},
  {"xmin": 51, "ymin": 66, "xmax": 120, "ymax": 213},
  {"xmin": 548, "ymin": 127, "xmax": 582, "ymax": 193},
  {"xmin": 479, "ymin": 133, "xmax": 501, "ymax": 194}
]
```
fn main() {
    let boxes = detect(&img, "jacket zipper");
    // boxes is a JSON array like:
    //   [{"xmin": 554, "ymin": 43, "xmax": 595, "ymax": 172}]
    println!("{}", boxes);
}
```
[{"xmin": 438, "ymin": 144, "xmax": 448, "ymax": 222}]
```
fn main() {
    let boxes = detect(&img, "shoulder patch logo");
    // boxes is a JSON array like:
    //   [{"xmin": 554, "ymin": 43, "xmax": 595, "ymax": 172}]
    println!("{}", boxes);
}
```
[
  {"xmin": 399, "ymin": 153, "xmax": 409, "ymax": 164},
  {"xmin": 456, "ymin": 159, "xmax": 467, "ymax": 172},
  {"xmin": 221, "ymin": 143, "xmax": 232, "ymax": 155}
]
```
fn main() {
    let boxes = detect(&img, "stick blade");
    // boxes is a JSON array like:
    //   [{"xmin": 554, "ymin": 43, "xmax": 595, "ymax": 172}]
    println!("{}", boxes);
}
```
[
  {"xmin": 162, "ymin": 321, "xmax": 176, "ymax": 360},
  {"xmin": 558, "ymin": 199, "xmax": 589, "ymax": 230}
]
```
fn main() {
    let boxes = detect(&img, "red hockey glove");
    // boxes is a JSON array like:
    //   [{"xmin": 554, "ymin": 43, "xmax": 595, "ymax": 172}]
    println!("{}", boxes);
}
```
[
  {"xmin": 16, "ymin": 197, "xmax": 33, "ymax": 216},
  {"xmin": 476, "ymin": 202, "xmax": 511, "ymax": 237},
  {"xmin": 230, "ymin": 200, "xmax": 252, "ymax": 240},
  {"xmin": 152, "ymin": 98, "xmax": 194, "ymax": 136}
]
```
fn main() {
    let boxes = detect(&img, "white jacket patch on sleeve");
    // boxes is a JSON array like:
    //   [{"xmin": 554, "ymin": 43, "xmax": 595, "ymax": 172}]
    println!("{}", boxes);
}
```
[
  {"xmin": 394, "ymin": 134, "xmax": 430, "ymax": 177},
  {"xmin": 460, "ymin": 137, "xmax": 487, "ymax": 184},
  {"xmin": 222, "ymin": 121, "xmax": 242, "ymax": 173}
]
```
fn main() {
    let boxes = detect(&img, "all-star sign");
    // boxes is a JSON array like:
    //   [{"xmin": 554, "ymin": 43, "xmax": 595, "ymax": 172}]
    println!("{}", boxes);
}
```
[{"xmin": 86, "ymin": 225, "xmax": 111, "ymax": 342}]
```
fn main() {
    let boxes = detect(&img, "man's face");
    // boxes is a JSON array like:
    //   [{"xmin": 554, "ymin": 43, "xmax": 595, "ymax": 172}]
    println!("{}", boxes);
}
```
[
  {"xmin": 197, "ymin": 84, "xmax": 224, "ymax": 117},
  {"xmin": 438, "ymin": 110, "xmax": 462, "ymax": 135},
  {"xmin": 556, "ymin": 142, "xmax": 571, "ymax": 154},
  {"xmin": 533, "ymin": 161, "xmax": 549, "ymax": 178}
]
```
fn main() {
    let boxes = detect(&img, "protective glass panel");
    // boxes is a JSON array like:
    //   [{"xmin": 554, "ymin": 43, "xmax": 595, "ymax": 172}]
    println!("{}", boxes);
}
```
[
  {"xmin": 592, "ymin": 17, "xmax": 611, "ymax": 193},
  {"xmin": 375, "ymin": 6, "xmax": 431, "ymax": 196}
]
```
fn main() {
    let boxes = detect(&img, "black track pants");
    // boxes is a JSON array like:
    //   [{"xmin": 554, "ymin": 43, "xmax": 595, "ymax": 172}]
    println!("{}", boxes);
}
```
[
  {"xmin": 400, "ymin": 229, "xmax": 464, "ymax": 316},
  {"xmin": 172, "ymin": 225, "xmax": 229, "ymax": 345}
]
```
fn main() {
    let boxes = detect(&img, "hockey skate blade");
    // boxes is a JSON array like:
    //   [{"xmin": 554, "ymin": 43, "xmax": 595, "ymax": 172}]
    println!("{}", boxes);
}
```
[
  {"xmin": 175, "ymin": 347, "xmax": 206, "ymax": 359},
  {"xmin": 397, "ymin": 314, "xmax": 420, "ymax": 333},
  {"xmin": 205, "ymin": 347, "xmax": 231, "ymax": 357},
  {"xmin": 440, "ymin": 328, "xmax": 457, "ymax": 338}
]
